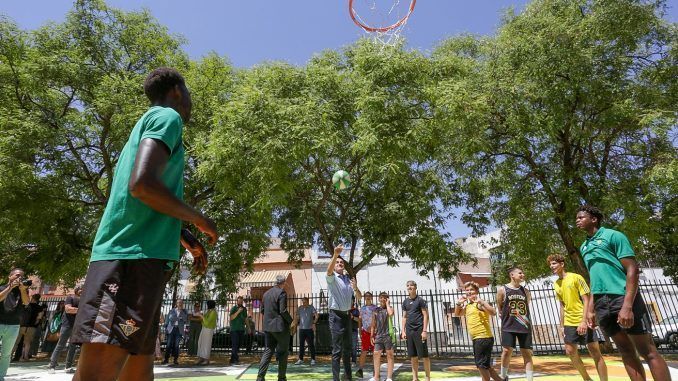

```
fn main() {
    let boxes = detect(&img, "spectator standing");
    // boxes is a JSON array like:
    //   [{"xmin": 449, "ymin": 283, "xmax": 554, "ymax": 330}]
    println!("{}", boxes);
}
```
[
  {"xmin": 368, "ymin": 292, "xmax": 395, "ymax": 381},
  {"xmin": 13, "ymin": 294, "xmax": 43, "ymax": 361},
  {"xmin": 48, "ymin": 286, "xmax": 82, "ymax": 374},
  {"xmin": 229, "ymin": 296, "xmax": 247, "ymax": 365},
  {"xmin": 0, "ymin": 268, "xmax": 30, "ymax": 381},
  {"xmin": 455, "ymin": 282, "xmax": 505, "ymax": 381},
  {"xmin": 496, "ymin": 267, "xmax": 534, "ymax": 381},
  {"xmin": 356, "ymin": 292, "xmax": 377, "ymax": 378},
  {"xmin": 256, "ymin": 275, "xmax": 292, "ymax": 381},
  {"xmin": 293, "ymin": 297, "xmax": 318, "ymax": 365},
  {"xmin": 245, "ymin": 315, "xmax": 256, "ymax": 354},
  {"xmin": 196, "ymin": 300, "xmax": 218, "ymax": 365},
  {"xmin": 30, "ymin": 302, "xmax": 48, "ymax": 357},
  {"xmin": 349, "ymin": 304, "xmax": 360, "ymax": 367},
  {"xmin": 187, "ymin": 302, "xmax": 203, "ymax": 356},
  {"xmin": 401, "ymin": 280, "xmax": 431, "ymax": 381},
  {"xmin": 548, "ymin": 253, "xmax": 608, "ymax": 381},
  {"xmin": 163, "ymin": 300, "xmax": 188, "ymax": 366},
  {"xmin": 42, "ymin": 301, "xmax": 64, "ymax": 354}
]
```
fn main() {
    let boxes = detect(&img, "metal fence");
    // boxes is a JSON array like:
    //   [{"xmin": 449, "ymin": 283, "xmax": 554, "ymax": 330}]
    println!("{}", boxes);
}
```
[{"xmin": 38, "ymin": 280, "xmax": 678, "ymax": 357}]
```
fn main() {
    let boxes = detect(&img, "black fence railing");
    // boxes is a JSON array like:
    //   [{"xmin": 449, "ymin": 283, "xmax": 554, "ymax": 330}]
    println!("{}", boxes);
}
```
[{"xmin": 37, "ymin": 280, "xmax": 678, "ymax": 357}]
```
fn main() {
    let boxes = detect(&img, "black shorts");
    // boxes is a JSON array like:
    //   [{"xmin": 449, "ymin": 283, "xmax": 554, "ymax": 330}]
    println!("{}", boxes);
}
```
[
  {"xmin": 472, "ymin": 337, "xmax": 494, "ymax": 369},
  {"xmin": 563, "ymin": 326, "xmax": 603, "ymax": 345},
  {"xmin": 500, "ymin": 331, "xmax": 532, "ymax": 350},
  {"xmin": 406, "ymin": 329, "xmax": 429, "ymax": 358},
  {"xmin": 71, "ymin": 259, "xmax": 176, "ymax": 355},
  {"xmin": 594, "ymin": 293, "xmax": 651, "ymax": 337}
]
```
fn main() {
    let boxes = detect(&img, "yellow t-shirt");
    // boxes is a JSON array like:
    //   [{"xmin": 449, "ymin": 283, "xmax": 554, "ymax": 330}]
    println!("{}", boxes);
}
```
[
  {"xmin": 553, "ymin": 272, "xmax": 590, "ymax": 326},
  {"xmin": 465, "ymin": 301, "xmax": 493, "ymax": 340}
]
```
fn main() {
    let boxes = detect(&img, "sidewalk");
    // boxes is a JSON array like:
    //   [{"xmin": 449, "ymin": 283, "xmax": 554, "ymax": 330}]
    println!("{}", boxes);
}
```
[{"xmin": 5, "ymin": 355, "xmax": 678, "ymax": 380}]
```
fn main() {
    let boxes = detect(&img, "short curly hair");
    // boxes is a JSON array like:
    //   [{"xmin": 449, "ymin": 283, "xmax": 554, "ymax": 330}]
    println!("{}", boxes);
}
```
[
  {"xmin": 577, "ymin": 204, "xmax": 603, "ymax": 227},
  {"xmin": 463, "ymin": 281, "xmax": 480, "ymax": 291},
  {"xmin": 143, "ymin": 67, "xmax": 186, "ymax": 103},
  {"xmin": 546, "ymin": 254, "xmax": 566, "ymax": 264}
]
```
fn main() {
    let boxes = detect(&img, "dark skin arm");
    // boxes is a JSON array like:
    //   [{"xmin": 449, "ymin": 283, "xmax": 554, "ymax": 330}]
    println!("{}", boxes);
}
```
[
  {"xmin": 618, "ymin": 257, "xmax": 640, "ymax": 329},
  {"xmin": 129, "ymin": 138, "xmax": 218, "ymax": 274}
]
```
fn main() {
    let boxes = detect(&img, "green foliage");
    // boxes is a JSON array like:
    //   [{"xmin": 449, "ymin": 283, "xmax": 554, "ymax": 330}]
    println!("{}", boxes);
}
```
[
  {"xmin": 197, "ymin": 40, "xmax": 471, "ymax": 297},
  {"xmin": 0, "ymin": 0, "xmax": 675, "ymax": 294},
  {"xmin": 432, "ymin": 0, "xmax": 677, "ymax": 282},
  {"xmin": 0, "ymin": 0, "xmax": 187, "ymax": 284}
]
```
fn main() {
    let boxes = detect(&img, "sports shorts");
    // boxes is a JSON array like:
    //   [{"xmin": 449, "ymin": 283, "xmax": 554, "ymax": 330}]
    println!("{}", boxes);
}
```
[
  {"xmin": 373, "ymin": 335, "xmax": 394, "ymax": 351},
  {"xmin": 472, "ymin": 337, "xmax": 494, "ymax": 369},
  {"xmin": 406, "ymin": 328, "xmax": 429, "ymax": 358},
  {"xmin": 71, "ymin": 258, "xmax": 176, "ymax": 355},
  {"xmin": 500, "ymin": 330, "xmax": 532, "ymax": 350},
  {"xmin": 360, "ymin": 329, "xmax": 374, "ymax": 351},
  {"xmin": 594, "ymin": 293, "xmax": 651, "ymax": 337},
  {"xmin": 563, "ymin": 325, "xmax": 603, "ymax": 345}
]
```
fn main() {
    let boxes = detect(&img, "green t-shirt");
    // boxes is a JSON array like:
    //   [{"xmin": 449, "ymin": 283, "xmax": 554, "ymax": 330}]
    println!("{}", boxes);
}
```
[
  {"xmin": 91, "ymin": 106, "xmax": 185, "ymax": 262},
  {"xmin": 580, "ymin": 227, "xmax": 635, "ymax": 296},
  {"xmin": 202, "ymin": 309, "xmax": 217, "ymax": 329},
  {"xmin": 230, "ymin": 305, "xmax": 246, "ymax": 331}
]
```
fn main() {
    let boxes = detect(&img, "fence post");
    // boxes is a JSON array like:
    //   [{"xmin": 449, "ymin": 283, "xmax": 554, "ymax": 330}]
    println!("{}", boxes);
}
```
[{"xmin": 429, "ymin": 290, "xmax": 440, "ymax": 356}]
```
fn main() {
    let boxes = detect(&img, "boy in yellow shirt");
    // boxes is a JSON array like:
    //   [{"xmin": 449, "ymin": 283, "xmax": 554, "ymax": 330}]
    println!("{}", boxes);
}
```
[
  {"xmin": 548, "ymin": 254, "xmax": 607, "ymax": 381},
  {"xmin": 455, "ymin": 281, "xmax": 506, "ymax": 381}
]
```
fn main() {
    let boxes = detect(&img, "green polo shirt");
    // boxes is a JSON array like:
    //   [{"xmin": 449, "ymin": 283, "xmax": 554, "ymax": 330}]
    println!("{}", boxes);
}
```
[
  {"xmin": 91, "ymin": 106, "xmax": 185, "ymax": 262},
  {"xmin": 580, "ymin": 227, "xmax": 635, "ymax": 296},
  {"xmin": 230, "ymin": 305, "xmax": 246, "ymax": 331}
]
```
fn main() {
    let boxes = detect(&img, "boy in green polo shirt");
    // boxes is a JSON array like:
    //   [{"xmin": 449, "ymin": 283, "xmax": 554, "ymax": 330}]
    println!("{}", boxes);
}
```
[{"xmin": 576, "ymin": 205, "xmax": 669, "ymax": 381}]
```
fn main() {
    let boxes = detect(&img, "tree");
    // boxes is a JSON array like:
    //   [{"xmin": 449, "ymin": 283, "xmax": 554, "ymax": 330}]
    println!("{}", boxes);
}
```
[
  {"xmin": 0, "ymin": 0, "xmax": 188, "ymax": 283},
  {"xmin": 197, "ymin": 40, "xmax": 472, "ymax": 296},
  {"xmin": 431, "ymin": 0, "xmax": 677, "ymax": 281}
]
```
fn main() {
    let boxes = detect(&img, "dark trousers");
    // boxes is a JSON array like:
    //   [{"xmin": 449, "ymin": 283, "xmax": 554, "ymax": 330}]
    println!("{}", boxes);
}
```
[
  {"xmin": 329, "ymin": 309, "xmax": 352, "ymax": 381},
  {"xmin": 257, "ymin": 330, "xmax": 289, "ymax": 381},
  {"xmin": 49, "ymin": 325, "xmax": 77, "ymax": 368},
  {"xmin": 298, "ymin": 329, "xmax": 316, "ymax": 360},
  {"xmin": 231, "ymin": 329, "xmax": 244, "ymax": 363},
  {"xmin": 164, "ymin": 329, "xmax": 182, "ymax": 362}
]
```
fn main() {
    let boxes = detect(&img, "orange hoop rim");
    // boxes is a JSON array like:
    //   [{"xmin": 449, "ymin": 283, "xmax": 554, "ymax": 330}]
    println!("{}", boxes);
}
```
[{"xmin": 348, "ymin": 0, "xmax": 417, "ymax": 33}]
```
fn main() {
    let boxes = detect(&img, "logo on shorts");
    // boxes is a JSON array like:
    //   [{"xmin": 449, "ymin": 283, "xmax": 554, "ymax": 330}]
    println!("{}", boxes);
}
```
[
  {"xmin": 119, "ymin": 319, "xmax": 140, "ymax": 337},
  {"xmin": 104, "ymin": 283, "xmax": 119, "ymax": 295}
]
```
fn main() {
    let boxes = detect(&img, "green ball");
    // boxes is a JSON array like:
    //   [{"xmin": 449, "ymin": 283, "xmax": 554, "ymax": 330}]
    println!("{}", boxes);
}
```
[{"xmin": 332, "ymin": 170, "xmax": 350, "ymax": 190}]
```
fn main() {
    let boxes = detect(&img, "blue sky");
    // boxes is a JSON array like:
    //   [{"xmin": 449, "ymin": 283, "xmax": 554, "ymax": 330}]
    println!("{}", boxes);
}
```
[{"xmin": 2, "ymin": 0, "xmax": 676, "ymax": 239}]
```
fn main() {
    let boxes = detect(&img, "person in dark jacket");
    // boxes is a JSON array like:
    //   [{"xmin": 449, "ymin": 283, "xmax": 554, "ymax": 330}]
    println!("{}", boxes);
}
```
[{"xmin": 256, "ymin": 275, "xmax": 292, "ymax": 381}]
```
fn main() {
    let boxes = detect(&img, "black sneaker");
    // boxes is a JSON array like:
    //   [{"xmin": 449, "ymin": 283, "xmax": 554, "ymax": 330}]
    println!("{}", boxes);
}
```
[{"xmin": 355, "ymin": 368, "xmax": 363, "ymax": 378}]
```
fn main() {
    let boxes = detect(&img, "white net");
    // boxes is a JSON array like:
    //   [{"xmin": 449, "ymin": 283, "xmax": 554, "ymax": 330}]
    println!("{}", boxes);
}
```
[{"xmin": 349, "ymin": 0, "xmax": 416, "ymax": 46}]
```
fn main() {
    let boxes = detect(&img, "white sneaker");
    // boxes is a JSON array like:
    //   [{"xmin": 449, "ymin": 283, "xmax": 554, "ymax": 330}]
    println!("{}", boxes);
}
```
[
  {"xmin": 47, "ymin": 367, "xmax": 55, "ymax": 374},
  {"xmin": 65, "ymin": 367, "xmax": 76, "ymax": 374},
  {"xmin": 310, "ymin": 359, "xmax": 316, "ymax": 365},
  {"xmin": 294, "ymin": 359, "xmax": 303, "ymax": 365},
  {"xmin": 368, "ymin": 378, "xmax": 376, "ymax": 381}
]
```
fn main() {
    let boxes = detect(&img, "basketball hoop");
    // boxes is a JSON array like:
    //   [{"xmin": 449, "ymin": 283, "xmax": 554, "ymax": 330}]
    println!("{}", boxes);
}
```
[{"xmin": 348, "ymin": 0, "xmax": 417, "ymax": 45}]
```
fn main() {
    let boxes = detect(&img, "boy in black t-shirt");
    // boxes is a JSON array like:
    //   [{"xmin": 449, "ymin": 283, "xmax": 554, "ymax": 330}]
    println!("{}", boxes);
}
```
[{"xmin": 401, "ymin": 280, "xmax": 431, "ymax": 381}]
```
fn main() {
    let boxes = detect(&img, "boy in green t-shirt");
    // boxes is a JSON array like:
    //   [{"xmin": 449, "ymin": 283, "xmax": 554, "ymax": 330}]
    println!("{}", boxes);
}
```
[
  {"xmin": 70, "ymin": 68, "xmax": 218, "ymax": 381},
  {"xmin": 576, "ymin": 205, "xmax": 669, "ymax": 381},
  {"xmin": 548, "ymin": 253, "xmax": 607, "ymax": 381}
]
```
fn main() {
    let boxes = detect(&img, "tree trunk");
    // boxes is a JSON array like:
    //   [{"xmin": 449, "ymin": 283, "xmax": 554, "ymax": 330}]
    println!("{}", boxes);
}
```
[{"xmin": 554, "ymin": 217, "xmax": 590, "ymax": 282}]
